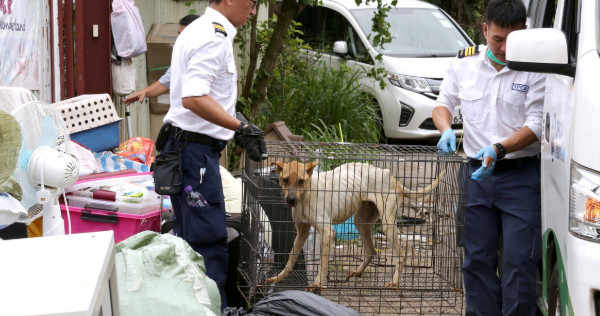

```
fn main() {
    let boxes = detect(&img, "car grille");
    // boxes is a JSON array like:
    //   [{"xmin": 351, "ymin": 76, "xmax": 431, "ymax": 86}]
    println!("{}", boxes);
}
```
[{"xmin": 399, "ymin": 102, "xmax": 414, "ymax": 127}]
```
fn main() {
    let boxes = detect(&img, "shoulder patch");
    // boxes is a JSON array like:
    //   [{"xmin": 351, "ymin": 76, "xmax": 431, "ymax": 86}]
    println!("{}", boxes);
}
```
[
  {"xmin": 213, "ymin": 22, "xmax": 227, "ymax": 37},
  {"xmin": 458, "ymin": 45, "xmax": 480, "ymax": 58}
]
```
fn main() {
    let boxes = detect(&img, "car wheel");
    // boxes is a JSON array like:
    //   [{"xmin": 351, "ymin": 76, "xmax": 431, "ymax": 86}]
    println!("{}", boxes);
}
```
[{"xmin": 548, "ymin": 262, "xmax": 562, "ymax": 316}]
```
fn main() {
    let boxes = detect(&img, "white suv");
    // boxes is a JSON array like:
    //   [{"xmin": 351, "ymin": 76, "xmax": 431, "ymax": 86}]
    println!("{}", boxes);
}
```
[{"xmin": 295, "ymin": 0, "xmax": 473, "ymax": 140}]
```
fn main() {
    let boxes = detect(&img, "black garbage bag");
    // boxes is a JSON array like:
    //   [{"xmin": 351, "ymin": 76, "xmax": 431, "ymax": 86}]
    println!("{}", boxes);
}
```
[{"xmin": 244, "ymin": 291, "xmax": 362, "ymax": 316}]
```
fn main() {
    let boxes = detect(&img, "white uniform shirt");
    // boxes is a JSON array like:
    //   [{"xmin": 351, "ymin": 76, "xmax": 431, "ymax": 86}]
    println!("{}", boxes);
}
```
[
  {"xmin": 436, "ymin": 45, "xmax": 546, "ymax": 159},
  {"xmin": 164, "ymin": 7, "xmax": 237, "ymax": 141}
]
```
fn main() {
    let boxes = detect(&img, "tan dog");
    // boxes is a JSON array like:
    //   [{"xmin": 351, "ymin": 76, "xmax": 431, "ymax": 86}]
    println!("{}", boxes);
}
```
[{"xmin": 266, "ymin": 161, "xmax": 446, "ymax": 292}]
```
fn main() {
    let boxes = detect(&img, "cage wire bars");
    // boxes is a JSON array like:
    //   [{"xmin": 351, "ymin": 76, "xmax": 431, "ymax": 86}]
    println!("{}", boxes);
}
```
[{"xmin": 239, "ymin": 141, "xmax": 467, "ymax": 315}]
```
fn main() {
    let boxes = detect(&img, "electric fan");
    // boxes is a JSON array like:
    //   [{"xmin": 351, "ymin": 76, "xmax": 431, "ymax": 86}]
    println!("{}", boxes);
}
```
[{"xmin": 11, "ymin": 101, "xmax": 80, "ymax": 236}]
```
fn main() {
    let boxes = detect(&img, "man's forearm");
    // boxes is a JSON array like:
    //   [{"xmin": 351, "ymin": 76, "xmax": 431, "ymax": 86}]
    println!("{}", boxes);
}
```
[
  {"xmin": 500, "ymin": 126, "xmax": 538, "ymax": 155},
  {"xmin": 432, "ymin": 106, "xmax": 452, "ymax": 132},
  {"xmin": 144, "ymin": 81, "xmax": 170, "ymax": 98},
  {"xmin": 182, "ymin": 95, "xmax": 241, "ymax": 131}
]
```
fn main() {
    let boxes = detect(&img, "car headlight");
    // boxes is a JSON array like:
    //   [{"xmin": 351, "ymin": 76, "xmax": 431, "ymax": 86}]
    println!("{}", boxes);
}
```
[
  {"xmin": 570, "ymin": 162, "xmax": 600, "ymax": 242},
  {"xmin": 388, "ymin": 74, "xmax": 432, "ymax": 94}
]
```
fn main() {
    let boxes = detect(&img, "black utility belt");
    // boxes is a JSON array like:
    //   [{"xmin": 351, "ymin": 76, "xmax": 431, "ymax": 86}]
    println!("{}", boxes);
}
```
[
  {"xmin": 166, "ymin": 124, "xmax": 226, "ymax": 152},
  {"xmin": 469, "ymin": 155, "xmax": 539, "ymax": 172},
  {"xmin": 152, "ymin": 123, "xmax": 226, "ymax": 195}
]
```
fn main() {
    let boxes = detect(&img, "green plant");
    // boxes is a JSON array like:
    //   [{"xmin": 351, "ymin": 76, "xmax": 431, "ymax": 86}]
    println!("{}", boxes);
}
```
[
  {"xmin": 272, "ymin": 65, "xmax": 382, "ymax": 144},
  {"xmin": 183, "ymin": 0, "xmax": 198, "ymax": 15},
  {"xmin": 232, "ymin": 12, "xmax": 382, "ymax": 171},
  {"xmin": 239, "ymin": 0, "xmax": 400, "ymax": 117}
]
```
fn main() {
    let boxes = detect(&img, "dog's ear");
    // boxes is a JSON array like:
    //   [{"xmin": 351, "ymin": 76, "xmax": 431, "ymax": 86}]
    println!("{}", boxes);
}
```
[
  {"xmin": 272, "ymin": 161, "xmax": 284, "ymax": 175},
  {"xmin": 305, "ymin": 161, "xmax": 320, "ymax": 176}
]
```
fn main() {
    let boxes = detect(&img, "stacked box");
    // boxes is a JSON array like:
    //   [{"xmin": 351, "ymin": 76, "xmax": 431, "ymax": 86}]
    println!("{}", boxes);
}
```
[
  {"xmin": 61, "ymin": 171, "xmax": 161, "ymax": 242},
  {"xmin": 146, "ymin": 23, "xmax": 179, "ymax": 114},
  {"xmin": 52, "ymin": 94, "xmax": 122, "ymax": 152}
]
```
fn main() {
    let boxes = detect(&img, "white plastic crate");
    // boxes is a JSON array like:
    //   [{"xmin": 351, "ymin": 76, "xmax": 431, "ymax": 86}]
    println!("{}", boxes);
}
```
[
  {"xmin": 52, "ymin": 94, "xmax": 120, "ymax": 134},
  {"xmin": 52, "ymin": 94, "xmax": 122, "ymax": 151}
]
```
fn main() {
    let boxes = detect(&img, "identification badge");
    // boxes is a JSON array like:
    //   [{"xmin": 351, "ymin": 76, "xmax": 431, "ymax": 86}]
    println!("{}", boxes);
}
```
[{"xmin": 512, "ymin": 83, "xmax": 529, "ymax": 92}]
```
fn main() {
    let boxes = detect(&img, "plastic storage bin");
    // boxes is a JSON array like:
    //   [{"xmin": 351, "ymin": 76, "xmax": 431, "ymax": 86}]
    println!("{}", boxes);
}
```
[
  {"xmin": 65, "ymin": 190, "xmax": 161, "ymax": 215},
  {"xmin": 60, "ymin": 205, "xmax": 160, "ymax": 243}
]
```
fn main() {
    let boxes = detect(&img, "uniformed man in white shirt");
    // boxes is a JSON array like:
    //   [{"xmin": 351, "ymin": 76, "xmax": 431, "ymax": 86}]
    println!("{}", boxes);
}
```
[
  {"xmin": 157, "ymin": 0, "xmax": 264, "ymax": 311},
  {"xmin": 433, "ymin": 1, "xmax": 545, "ymax": 315}
]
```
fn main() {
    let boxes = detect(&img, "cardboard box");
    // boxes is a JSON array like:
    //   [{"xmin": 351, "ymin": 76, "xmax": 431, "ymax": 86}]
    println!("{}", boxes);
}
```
[{"xmin": 146, "ymin": 23, "xmax": 179, "ymax": 114}]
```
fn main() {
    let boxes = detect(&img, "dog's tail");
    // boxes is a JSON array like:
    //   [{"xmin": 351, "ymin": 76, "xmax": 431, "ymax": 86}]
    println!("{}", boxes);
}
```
[{"xmin": 396, "ymin": 169, "xmax": 446, "ymax": 200}]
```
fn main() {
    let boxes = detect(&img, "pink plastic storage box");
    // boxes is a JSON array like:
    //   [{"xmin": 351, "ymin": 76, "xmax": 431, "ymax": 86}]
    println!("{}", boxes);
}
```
[
  {"xmin": 60, "ymin": 205, "xmax": 160, "ymax": 243},
  {"xmin": 64, "ymin": 191, "xmax": 161, "ymax": 215}
]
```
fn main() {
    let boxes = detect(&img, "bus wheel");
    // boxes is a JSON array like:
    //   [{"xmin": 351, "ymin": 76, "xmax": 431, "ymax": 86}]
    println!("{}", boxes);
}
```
[{"xmin": 548, "ymin": 262, "xmax": 561, "ymax": 316}]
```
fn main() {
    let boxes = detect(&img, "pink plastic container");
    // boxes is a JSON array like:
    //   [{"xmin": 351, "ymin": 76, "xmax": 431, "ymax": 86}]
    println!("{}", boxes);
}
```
[{"xmin": 60, "ymin": 205, "xmax": 160, "ymax": 243}]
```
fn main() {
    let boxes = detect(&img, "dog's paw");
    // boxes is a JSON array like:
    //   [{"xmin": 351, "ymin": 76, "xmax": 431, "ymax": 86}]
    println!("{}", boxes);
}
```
[
  {"xmin": 306, "ymin": 283, "xmax": 323, "ymax": 294},
  {"xmin": 385, "ymin": 281, "xmax": 400, "ymax": 288},
  {"xmin": 347, "ymin": 271, "xmax": 363, "ymax": 278}
]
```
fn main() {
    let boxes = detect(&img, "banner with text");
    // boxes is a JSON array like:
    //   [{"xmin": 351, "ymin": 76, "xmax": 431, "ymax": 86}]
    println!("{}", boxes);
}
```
[{"xmin": 0, "ymin": 0, "xmax": 42, "ymax": 90}]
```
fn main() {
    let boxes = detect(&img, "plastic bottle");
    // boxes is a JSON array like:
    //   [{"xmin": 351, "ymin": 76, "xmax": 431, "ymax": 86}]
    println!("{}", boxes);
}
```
[{"xmin": 184, "ymin": 185, "xmax": 206, "ymax": 207}]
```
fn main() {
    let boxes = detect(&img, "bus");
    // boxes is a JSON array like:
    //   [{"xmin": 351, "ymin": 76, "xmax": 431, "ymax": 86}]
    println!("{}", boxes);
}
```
[{"xmin": 506, "ymin": 0, "xmax": 600, "ymax": 315}]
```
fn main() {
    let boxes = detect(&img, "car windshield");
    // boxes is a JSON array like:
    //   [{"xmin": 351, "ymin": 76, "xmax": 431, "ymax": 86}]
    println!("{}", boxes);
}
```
[{"xmin": 352, "ymin": 8, "xmax": 470, "ymax": 57}]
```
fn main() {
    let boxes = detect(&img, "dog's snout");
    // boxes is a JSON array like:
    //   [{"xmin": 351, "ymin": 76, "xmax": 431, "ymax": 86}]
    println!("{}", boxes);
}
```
[
  {"xmin": 286, "ymin": 196, "xmax": 296, "ymax": 206},
  {"xmin": 285, "ymin": 194, "xmax": 297, "ymax": 206}
]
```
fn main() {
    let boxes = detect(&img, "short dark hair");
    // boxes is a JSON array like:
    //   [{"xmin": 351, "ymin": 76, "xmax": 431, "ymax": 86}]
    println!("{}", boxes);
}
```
[
  {"xmin": 486, "ymin": 0, "xmax": 527, "ymax": 28},
  {"xmin": 179, "ymin": 15, "xmax": 200, "ymax": 27},
  {"xmin": 208, "ymin": 0, "xmax": 222, "ymax": 5}
]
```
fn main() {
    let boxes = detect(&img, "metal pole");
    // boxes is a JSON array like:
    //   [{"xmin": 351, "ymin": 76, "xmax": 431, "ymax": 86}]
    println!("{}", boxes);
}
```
[{"xmin": 125, "ymin": 100, "xmax": 133, "ymax": 139}]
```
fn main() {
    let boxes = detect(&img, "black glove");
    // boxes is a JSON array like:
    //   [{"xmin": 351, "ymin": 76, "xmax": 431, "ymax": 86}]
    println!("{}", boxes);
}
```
[{"xmin": 234, "ymin": 123, "xmax": 267, "ymax": 162}]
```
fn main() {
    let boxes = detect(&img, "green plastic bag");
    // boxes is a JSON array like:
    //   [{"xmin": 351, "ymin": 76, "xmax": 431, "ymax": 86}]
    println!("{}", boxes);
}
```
[{"xmin": 115, "ymin": 231, "xmax": 221, "ymax": 315}]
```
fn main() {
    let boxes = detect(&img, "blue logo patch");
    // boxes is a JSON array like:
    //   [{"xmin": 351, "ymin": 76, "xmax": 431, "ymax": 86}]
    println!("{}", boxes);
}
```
[{"xmin": 512, "ymin": 83, "xmax": 529, "ymax": 92}]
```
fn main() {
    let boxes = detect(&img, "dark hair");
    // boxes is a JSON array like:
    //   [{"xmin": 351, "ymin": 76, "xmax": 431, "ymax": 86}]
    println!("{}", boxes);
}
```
[
  {"xmin": 179, "ymin": 14, "xmax": 200, "ymax": 27},
  {"xmin": 486, "ymin": 0, "xmax": 527, "ymax": 28},
  {"xmin": 208, "ymin": 0, "xmax": 222, "ymax": 4}
]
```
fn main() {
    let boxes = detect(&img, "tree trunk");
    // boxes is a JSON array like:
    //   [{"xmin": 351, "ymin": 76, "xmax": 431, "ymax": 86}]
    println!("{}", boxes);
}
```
[
  {"xmin": 240, "ymin": 8, "xmax": 260, "ymax": 109},
  {"xmin": 456, "ymin": 0, "xmax": 466, "ymax": 25},
  {"xmin": 246, "ymin": 0, "xmax": 304, "ymax": 117}
]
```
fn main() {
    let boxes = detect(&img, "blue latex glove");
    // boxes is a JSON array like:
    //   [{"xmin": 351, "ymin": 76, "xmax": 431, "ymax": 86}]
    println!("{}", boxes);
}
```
[
  {"xmin": 437, "ymin": 129, "xmax": 456, "ymax": 155},
  {"xmin": 471, "ymin": 145, "xmax": 498, "ymax": 181}
]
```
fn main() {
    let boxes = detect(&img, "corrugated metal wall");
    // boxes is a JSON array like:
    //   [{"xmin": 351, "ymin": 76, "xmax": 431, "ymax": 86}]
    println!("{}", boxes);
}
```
[{"xmin": 120, "ymin": 0, "xmax": 267, "ymax": 141}]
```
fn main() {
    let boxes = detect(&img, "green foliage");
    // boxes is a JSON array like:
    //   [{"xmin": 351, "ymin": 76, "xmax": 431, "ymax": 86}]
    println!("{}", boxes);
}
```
[
  {"xmin": 302, "ymin": 120, "xmax": 346, "ymax": 143},
  {"xmin": 361, "ymin": 0, "xmax": 398, "ymax": 48},
  {"xmin": 235, "ymin": 16, "xmax": 312, "ymax": 114},
  {"xmin": 235, "ymin": 16, "xmax": 381, "ymax": 145},
  {"xmin": 183, "ymin": 0, "xmax": 198, "ymax": 15},
  {"xmin": 266, "ymin": 63, "xmax": 382, "ymax": 144}
]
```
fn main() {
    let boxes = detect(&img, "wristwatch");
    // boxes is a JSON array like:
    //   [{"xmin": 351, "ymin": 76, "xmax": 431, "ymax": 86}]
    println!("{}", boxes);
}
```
[{"xmin": 494, "ymin": 143, "xmax": 506, "ymax": 160}]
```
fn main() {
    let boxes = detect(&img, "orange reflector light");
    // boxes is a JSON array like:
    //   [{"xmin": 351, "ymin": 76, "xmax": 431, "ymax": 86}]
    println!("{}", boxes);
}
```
[{"xmin": 584, "ymin": 198, "xmax": 600, "ymax": 223}]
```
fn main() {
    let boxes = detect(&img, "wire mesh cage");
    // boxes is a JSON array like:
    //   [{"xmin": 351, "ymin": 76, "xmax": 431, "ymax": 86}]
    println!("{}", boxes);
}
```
[{"xmin": 239, "ymin": 141, "xmax": 467, "ymax": 315}]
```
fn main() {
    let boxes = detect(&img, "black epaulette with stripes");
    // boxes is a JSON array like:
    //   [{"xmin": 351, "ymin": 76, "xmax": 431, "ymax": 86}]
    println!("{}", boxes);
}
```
[
  {"xmin": 458, "ymin": 45, "xmax": 480, "ymax": 58},
  {"xmin": 213, "ymin": 22, "xmax": 227, "ymax": 37}
]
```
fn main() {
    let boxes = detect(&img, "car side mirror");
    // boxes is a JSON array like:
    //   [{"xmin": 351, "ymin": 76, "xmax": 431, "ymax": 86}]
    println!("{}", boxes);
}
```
[
  {"xmin": 506, "ymin": 28, "xmax": 575, "ymax": 77},
  {"xmin": 333, "ymin": 41, "xmax": 349, "ymax": 55}
]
